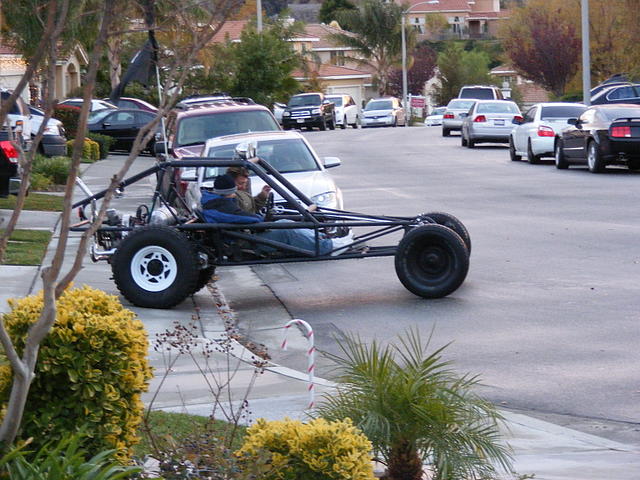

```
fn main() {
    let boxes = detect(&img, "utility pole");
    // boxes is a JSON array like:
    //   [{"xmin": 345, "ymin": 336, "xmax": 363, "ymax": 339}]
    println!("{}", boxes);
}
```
[{"xmin": 581, "ymin": 0, "xmax": 590, "ymax": 105}]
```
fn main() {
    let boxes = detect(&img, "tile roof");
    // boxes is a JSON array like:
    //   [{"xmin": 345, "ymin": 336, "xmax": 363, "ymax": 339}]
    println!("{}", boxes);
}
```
[
  {"xmin": 210, "ymin": 20, "xmax": 249, "ymax": 43},
  {"xmin": 520, "ymin": 82, "xmax": 550, "ymax": 104},
  {"xmin": 303, "ymin": 23, "xmax": 355, "ymax": 49},
  {"xmin": 292, "ymin": 62, "xmax": 371, "ymax": 80}
]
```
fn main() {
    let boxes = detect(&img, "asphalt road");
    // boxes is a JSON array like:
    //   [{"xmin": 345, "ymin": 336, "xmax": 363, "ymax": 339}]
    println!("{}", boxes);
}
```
[{"xmin": 247, "ymin": 125, "xmax": 640, "ymax": 444}]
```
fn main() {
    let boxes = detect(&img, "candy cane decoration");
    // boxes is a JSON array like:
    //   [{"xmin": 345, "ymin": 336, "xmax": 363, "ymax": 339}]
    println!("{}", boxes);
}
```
[{"xmin": 281, "ymin": 319, "xmax": 315, "ymax": 410}]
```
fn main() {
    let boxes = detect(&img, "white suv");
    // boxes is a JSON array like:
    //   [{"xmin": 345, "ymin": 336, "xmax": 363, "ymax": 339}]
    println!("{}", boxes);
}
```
[
  {"xmin": 1, "ymin": 90, "xmax": 32, "ymax": 151},
  {"xmin": 326, "ymin": 94, "xmax": 359, "ymax": 129}
]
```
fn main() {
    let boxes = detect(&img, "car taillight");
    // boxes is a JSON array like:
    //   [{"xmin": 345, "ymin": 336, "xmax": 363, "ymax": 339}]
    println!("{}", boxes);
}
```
[
  {"xmin": 443, "ymin": 113, "xmax": 454, "ymax": 119},
  {"xmin": 473, "ymin": 115, "xmax": 486, "ymax": 123},
  {"xmin": 611, "ymin": 126, "xmax": 632, "ymax": 138},
  {"xmin": 0, "ymin": 140, "xmax": 19, "ymax": 163},
  {"xmin": 537, "ymin": 125, "xmax": 555, "ymax": 137},
  {"xmin": 513, "ymin": 115, "xmax": 524, "ymax": 124}
]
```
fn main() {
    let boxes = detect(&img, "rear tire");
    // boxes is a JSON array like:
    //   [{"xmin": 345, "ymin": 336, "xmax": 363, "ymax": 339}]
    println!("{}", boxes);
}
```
[
  {"xmin": 395, "ymin": 224, "xmax": 469, "ymax": 299},
  {"xmin": 111, "ymin": 226, "xmax": 200, "ymax": 308},
  {"xmin": 351, "ymin": 116, "xmax": 359, "ymax": 128},
  {"xmin": 467, "ymin": 137, "xmax": 475, "ymax": 148},
  {"xmin": 587, "ymin": 140, "xmax": 605, "ymax": 173},
  {"xmin": 340, "ymin": 117, "xmax": 347, "ymax": 129},
  {"xmin": 193, "ymin": 266, "xmax": 216, "ymax": 294},
  {"xmin": 329, "ymin": 115, "xmax": 336, "ymax": 130},
  {"xmin": 442, "ymin": 128, "xmax": 450, "ymax": 137},
  {"xmin": 509, "ymin": 136, "xmax": 521, "ymax": 161},
  {"xmin": 461, "ymin": 133, "xmax": 467, "ymax": 147},
  {"xmin": 527, "ymin": 140, "xmax": 541, "ymax": 164},
  {"xmin": 422, "ymin": 211, "xmax": 471, "ymax": 254},
  {"xmin": 555, "ymin": 139, "xmax": 568, "ymax": 169}
]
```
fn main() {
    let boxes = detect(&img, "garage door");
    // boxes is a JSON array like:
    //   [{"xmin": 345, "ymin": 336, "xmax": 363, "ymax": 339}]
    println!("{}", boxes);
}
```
[{"xmin": 326, "ymin": 85, "xmax": 364, "ymax": 111}]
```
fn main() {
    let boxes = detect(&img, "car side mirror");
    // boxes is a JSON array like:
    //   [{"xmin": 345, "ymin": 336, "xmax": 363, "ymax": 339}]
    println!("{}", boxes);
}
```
[
  {"xmin": 235, "ymin": 140, "xmax": 257, "ymax": 161},
  {"xmin": 323, "ymin": 156, "xmax": 341, "ymax": 168},
  {"xmin": 567, "ymin": 118, "xmax": 578, "ymax": 125}
]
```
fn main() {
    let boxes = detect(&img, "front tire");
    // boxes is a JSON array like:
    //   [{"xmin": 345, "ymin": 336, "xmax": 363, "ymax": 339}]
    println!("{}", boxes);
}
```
[
  {"xmin": 395, "ymin": 225, "xmax": 469, "ymax": 299},
  {"xmin": 319, "ymin": 118, "xmax": 327, "ymax": 131},
  {"xmin": 587, "ymin": 140, "xmax": 605, "ymax": 173},
  {"xmin": 555, "ymin": 139, "xmax": 568, "ymax": 169},
  {"xmin": 112, "ymin": 226, "xmax": 200, "ymax": 308}
]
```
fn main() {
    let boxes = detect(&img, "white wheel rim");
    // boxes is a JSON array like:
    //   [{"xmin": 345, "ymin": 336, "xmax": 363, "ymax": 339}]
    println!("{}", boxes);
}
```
[{"xmin": 130, "ymin": 245, "xmax": 178, "ymax": 292}]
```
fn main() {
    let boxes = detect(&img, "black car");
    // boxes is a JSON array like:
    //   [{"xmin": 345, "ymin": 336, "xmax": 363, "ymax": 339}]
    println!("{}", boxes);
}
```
[
  {"xmin": 88, "ymin": 108, "xmax": 156, "ymax": 153},
  {"xmin": 554, "ymin": 104, "xmax": 640, "ymax": 172},
  {"xmin": 282, "ymin": 93, "xmax": 336, "ymax": 131},
  {"xmin": 591, "ymin": 84, "xmax": 640, "ymax": 105}
]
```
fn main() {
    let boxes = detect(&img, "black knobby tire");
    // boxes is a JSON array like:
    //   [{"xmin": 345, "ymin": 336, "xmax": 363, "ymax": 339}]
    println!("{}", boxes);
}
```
[
  {"xmin": 340, "ymin": 117, "xmax": 347, "ymax": 129},
  {"xmin": 193, "ymin": 266, "xmax": 216, "ymax": 294},
  {"xmin": 319, "ymin": 118, "xmax": 327, "ymax": 131},
  {"xmin": 394, "ymin": 224, "xmax": 469, "ymax": 299},
  {"xmin": 527, "ymin": 140, "xmax": 541, "ymax": 164},
  {"xmin": 442, "ymin": 128, "xmax": 450, "ymax": 137},
  {"xmin": 422, "ymin": 211, "xmax": 471, "ymax": 254},
  {"xmin": 111, "ymin": 226, "xmax": 200, "ymax": 308},
  {"xmin": 555, "ymin": 139, "xmax": 568, "ymax": 169},
  {"xmin": 587, "ymin": 140, "xmax": 605, "ymax": 173},
  {"xmin": 509, "ymin": 136, "xmax": 521, "ymax": 161},
  {"xmin": 329, "ymin": 115, "xmax": 336, "ymax": 130}
]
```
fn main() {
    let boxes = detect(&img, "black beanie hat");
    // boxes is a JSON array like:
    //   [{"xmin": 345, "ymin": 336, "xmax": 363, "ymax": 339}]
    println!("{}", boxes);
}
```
[{"xmin": 213, "ymin": 174, "xmax": 237, "ymax": 195}]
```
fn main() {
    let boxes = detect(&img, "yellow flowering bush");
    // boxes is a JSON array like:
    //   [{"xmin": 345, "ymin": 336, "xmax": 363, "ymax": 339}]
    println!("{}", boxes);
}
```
[
  {"xmin": 237, "ymin": 417, "xmax": 375, "ymax": 480},
  {"xmin": 0, "ymin": 286, "xmax": 152, "ymax": 461}
]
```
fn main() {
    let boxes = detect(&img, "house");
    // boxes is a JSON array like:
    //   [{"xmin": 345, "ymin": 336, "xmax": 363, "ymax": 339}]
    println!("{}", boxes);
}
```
[
  {"xmin": 490, "ymin": 64, "xmax": 550, "ymax": 108},
  {"xmin": 210, "ymin": 20, "xmax": 372, "ymax": 107},
  {"xmin": 0, "ymin": 41, "xmax": 89, "ymax": 103},
  {"xmin": 400, "ymin": 0, "xmax": 509, "ymax": 40}
]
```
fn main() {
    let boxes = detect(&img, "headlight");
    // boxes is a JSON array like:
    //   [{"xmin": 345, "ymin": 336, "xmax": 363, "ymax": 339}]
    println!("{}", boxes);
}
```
[
  {"xmin": 311, "ymin": 108, "xmax": 320, "ymax": 114},
  {"xmin": 283, "ymin": 112, "xmax": 290, "ymax": 117},
  {"xmin": 311, "ymin": 191, "xmax": 337, "ymax": 208}
]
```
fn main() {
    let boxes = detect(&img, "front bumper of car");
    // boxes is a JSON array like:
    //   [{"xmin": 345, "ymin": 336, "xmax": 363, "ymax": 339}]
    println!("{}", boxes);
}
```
[
  {"xmin": 361, "ymin": 115, "xmax": 394, "ymax": 127},
  {"xmin": 282, "ymin": 114, "xmax": 325, "ymax": 128}
]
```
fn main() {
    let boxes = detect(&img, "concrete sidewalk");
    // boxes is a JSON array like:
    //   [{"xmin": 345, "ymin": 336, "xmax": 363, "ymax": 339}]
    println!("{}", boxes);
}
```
[{"xmin": 1, "ymin": 154, "xmax": 638, "ymax": 479}]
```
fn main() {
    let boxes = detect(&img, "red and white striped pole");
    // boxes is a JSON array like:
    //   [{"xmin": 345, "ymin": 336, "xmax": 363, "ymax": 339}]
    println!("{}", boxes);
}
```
[{"xmin": 281, "ymin": 319, "xmax": 315, "ymax": 410}]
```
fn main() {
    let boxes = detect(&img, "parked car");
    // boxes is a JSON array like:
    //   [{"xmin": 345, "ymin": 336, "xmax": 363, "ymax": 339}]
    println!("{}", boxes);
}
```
[
  {"xmin": 88, "ymin": 108, "xmax": 156, "ymax": 152},
  {"xmin": 509, "ymin": 102, "xmax": 587, "ymax": 163},
  {"xmin": 554, "ymin": 104, "xmax": 640, "ymax": 173},
  {"xmin": 458, "ymin": 85, "xmax": 504, "ymax": 101},
  {"xmin": 590, "ymin": 84, "xmax": 640, "ymax": 106},
  {"xmin": 441, "ymin": 99, "xmax": 476, "ymax": 136},
  {"xmin": 58, "ymin": 98, "xmax": 118, "ymax": 111},
  {"xmin": 282, "ymin": 93, "xmax": 336, "ymax": 131},
  {"xmin": 28, "ymin": 106, "xmax": 67, "ymax": 156},
  {"xmin": 1, "ymin": 90, "xmax": 32, "ymax": 151},
  {"xmin": 325, "ymin": 94, "xmax": 359, "ymax": 129},
  {"xmin": 0, "ymin": 131, "xmax": 20, "ymax": 197},
  {"xmin": 425, "ymin": 106, "xmax": 446, "ymax": 126},
  {"xmin": 104, "ymin": 97, "xmax": 157, "ymax": 112},
  {"xmin": 273, "ymin": 102, "xmax": 286, "ymax": 125},
  {"xmin": 460, "ymin": 100, "xmax": 522, "ymax": 148},
  {"xmin": 361, "ymin": 97, "xmax": 405, "ymax": 128},
  {"xmin": 185, "ymin": 130, "xmax": 343, "ymax": 212}
]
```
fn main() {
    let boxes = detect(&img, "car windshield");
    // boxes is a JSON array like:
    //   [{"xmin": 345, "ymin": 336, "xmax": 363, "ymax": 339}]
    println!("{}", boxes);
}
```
[
  {"xmin": 541, "ymin": 105, "xmax": 587, "ymax": 119},
  {"xmin": 88, "ymin": 109, "xmax": 113, "ymax": 123},
  {"xmin": 447, "ymin": 100, "xmax": 475, "ymax": 110},
  {"xmin": 460, "ymin": 88, "xmax": 495, "ymax": 100},
  {"xmin": 431, "ymin": 107, "xmax": 446, "ymax": 115},
  {"xmin": 476, "ymin": 102, "xmax": 519, "ymax": 114},
  {"xmin": 366, "ymin": 100, "xmax": 392, "ymax": 111},
  {"xmin": 204, "ymin": 138, "xmax": 320, "ymax": 178},
  {"xmin": 328, "ymin": 97, "xmax": 343, "ymax": 107},
  {"xmin": 601, "ymin": 107, "xmax": 640, "ymax": 121},
  {"xmin": 176, "ymin": 111, "xmax": 280, "ymax": 147},
  {"xmin": 288, "ymin": 95, "xmax": 321, "ymax": 107}
]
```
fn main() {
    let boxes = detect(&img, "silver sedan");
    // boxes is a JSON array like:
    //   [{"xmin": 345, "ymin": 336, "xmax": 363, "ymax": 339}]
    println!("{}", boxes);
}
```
[{"xmin": 460, "ymin": 100, "xmax": 522, "ymax": 148}]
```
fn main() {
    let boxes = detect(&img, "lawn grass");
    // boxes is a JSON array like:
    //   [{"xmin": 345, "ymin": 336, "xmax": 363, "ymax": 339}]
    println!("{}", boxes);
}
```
[
  {"xmin": 0, "ymin": 193, "xmax": 64, "ymax": 211},
  {"xmin": 1, "ymin": 229, "xmax": 52, "ymax": 265},
  {"xmin": 134, "ymin": 410, "xmax": 247, "ymax": 457}
]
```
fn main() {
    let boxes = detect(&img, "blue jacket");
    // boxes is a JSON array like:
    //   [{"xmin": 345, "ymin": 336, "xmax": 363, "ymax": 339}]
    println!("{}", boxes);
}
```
[{"xmin": 200, "ymin": 190, "xmax": 263, "ymax": 224}]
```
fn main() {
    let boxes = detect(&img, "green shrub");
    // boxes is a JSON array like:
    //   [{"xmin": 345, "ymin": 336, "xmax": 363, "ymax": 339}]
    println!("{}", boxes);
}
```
[
  {"xmin": 66, "ymin": 138, "xmax": 99, "ymax": 161},
  {"xmin": 87, "ymin": 133, "xmax": 115, "ymax": 159},
  {"xmin": 32, "ymin": 155, "xmax": 71, "ymax": 185},
  {"xmin": 53, "ymin": 105, "xmax": 80, "ymax": 138},
  {"xmin": 0, "ymin": 431, "xmax": 141, "ymax": 479},
  {"xmin": 29, "ymin": 172, "xmax": 53, "ymax": 191},
  {"xmin": 237, "ymin": 417, "xmax": 375, "ymax": 480},
  {"xmin": 0, "ymin": 286, "xmax": 153, "ymax": 462}
]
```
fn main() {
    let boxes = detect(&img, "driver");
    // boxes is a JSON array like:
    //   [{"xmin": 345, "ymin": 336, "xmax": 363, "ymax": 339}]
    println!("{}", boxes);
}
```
[
  {"xmin": 200, "ymin": 174, "xmax": 353, "ymax": 256},
  {"xmin": 226, "ymin": 166, "xmax": 270, "ymax": 214}
]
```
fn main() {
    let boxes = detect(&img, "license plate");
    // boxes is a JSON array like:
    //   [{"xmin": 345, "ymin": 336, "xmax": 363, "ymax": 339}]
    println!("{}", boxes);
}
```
[
  {"xmin": 494, "ymin": 119, "xmax": 505, "ymax": 126},
  {"xmin": 297, "ymin": 119, "xmax": 305, "ymax": 123}
]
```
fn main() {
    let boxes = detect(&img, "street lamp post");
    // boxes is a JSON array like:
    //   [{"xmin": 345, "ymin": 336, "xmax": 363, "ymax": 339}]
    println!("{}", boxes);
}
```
[
  {"xmin": 581, "ymin": 0, "xmax": 590, "ymax": 105},
  {"xmin": 401, "ymin": 0, "xmax": 439, "ymax": 127}
]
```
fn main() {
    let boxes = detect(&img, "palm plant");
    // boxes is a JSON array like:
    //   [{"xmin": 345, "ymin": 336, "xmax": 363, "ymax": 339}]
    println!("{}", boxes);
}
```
[
  {"xmin": 328, "ymin": 0, "xmax": 415, "ymax": 95},
  {"xmin": 315, "ymin": 329, "xmax": 513, "ymax": 480}
]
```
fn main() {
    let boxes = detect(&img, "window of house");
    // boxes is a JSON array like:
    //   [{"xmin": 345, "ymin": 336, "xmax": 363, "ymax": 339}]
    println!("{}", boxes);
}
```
[{"xmin": 330, "ymin": 51, "xmax": 345, "ymax": 67}]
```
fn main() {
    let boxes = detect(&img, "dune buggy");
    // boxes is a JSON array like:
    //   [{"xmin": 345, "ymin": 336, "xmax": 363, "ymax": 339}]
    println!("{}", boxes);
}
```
[{"xmin": 72, "ymin": 144, "xmax": 471, "ymax": 309}]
